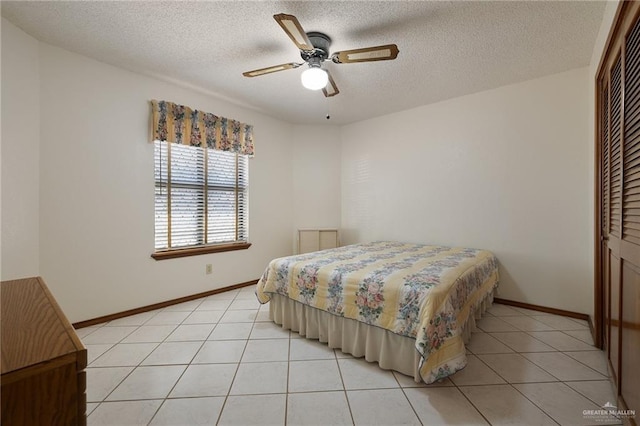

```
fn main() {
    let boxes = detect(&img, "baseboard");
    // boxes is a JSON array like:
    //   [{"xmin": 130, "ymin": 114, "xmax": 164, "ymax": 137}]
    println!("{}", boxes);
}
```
[
  {"xmin": 489, "ymin": 298, "xmax": 596, "ymax": 348},
  {"xmin": 75, "ymin": 288, "xmax": 593, "ymax": 333},
  {"xmin": 72, "ymin": 279, "xmax": 258, "ymax": 329},
  {"xmin": 493, "ymin": 298, "xmax": 590, "ymax": 321}
]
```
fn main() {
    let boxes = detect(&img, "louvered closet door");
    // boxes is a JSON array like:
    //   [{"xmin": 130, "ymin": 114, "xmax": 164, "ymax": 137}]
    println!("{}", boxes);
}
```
[
  {"xmin": 601, "ymin": 79, "xmax": 610, "ymax": 363},
  {"xmin": 608, "ymin": 53, "xmax": 622, "ymax": 382},
  {"xmin": 621, "ymin": 11, "xmax": 640, "ymax": 417},
  {"xmin": 598, "ymin": 1, "xmax": 640, "ymax": 417}
]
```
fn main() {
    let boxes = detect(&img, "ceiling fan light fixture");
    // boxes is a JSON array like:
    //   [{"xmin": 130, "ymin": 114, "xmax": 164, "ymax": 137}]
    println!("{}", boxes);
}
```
[
  {"xmin": 242, "ymin": 13, "xmax": 399, "ymax": 98},
  {"xmin": 301, "ymin": 66, "xmax": 328, "ymax": 91}
]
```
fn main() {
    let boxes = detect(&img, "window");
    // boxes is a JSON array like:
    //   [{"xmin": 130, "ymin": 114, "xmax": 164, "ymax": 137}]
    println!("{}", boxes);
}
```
[{"xmin": 152, "ymin": 140, "xmax": 249, "ymax": 259}]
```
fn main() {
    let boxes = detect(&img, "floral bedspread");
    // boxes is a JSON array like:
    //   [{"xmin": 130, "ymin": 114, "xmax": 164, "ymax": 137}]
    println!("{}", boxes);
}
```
[{"xmin": 256, "ymin": 241, "xmax": 499, "ymax": 383}]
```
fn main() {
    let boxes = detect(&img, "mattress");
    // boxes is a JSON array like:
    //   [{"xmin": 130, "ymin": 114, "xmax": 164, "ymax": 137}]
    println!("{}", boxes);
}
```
[{"xmin": 256, "ymin": 241, "xmax": 499, "ymax": 383}]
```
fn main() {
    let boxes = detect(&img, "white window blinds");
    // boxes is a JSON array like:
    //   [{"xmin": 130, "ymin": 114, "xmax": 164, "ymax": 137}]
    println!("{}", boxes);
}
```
[{"xmin": 154, "ymin": 140, "xmax": 248, "ymax": 251}]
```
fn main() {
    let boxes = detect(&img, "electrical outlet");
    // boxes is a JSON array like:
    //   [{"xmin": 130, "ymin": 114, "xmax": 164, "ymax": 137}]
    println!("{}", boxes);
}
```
[{"xmin": 206, "ymin": 264, "xmax": 213, "ymax": 275}]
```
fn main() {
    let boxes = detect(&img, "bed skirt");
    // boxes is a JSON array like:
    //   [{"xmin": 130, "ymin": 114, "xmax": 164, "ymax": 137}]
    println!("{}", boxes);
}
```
[{"xmin": 269, "ymin": 291, "xmax": 495, "ymax": 382}]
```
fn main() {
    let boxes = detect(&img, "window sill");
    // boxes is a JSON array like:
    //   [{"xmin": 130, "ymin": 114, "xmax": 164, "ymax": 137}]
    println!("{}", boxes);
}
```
[{"xmin": 151, "ymin": 242, "xmax": 251, "ymax": 260}]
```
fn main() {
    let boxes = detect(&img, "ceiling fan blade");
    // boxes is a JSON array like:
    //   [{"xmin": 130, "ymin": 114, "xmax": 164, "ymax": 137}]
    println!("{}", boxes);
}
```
[
  {"xmin": 322, "ymin": 71, "xmax": 339, "ymax": 97},
  {"xmin": 243, "ymin": 62, "xmax": 301, "ymax": 77},
  {"xmin": 273, "ymin": 13, "xmax": 315, "ymax": 52},
  {"xmin": 332, "ymin": 44, "xmax": 399, "ymax": 64}
]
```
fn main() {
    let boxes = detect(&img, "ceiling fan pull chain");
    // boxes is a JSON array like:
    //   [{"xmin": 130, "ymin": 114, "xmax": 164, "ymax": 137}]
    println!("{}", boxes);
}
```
[{"xmin": 242, "ymin": 13, "xmax": 398, "ymax": 97}]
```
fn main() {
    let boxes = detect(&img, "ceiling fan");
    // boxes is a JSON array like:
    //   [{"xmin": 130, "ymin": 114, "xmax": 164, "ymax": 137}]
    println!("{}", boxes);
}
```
[{"xmin": 243, "ymin": 13, "xmax": 399, "ymax": 97}]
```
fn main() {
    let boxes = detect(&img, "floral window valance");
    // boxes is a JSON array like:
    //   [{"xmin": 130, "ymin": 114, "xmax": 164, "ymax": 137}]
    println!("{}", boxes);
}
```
[{"xmin": 150, "ymin": 100, "xmax": 255, "ymax": 156}]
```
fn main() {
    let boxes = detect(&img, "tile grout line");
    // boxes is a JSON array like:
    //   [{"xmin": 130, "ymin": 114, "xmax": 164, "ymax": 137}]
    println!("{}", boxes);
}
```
[
  {"xmin": 461, "ymin": 314, "xmax": 609, "ymax": 425},
  {"xmin": 507, "ymin": 383, "xmax": 566, "ymax": 426},
  {"xmin": 560, "ymin": 351, "xmax": 611, "ymax": 377},
  {"xmin": 452, "ymin": 380, "xmax": 494, "ymax": 425},
  {"xmin": 84, "ymin": 289, "xmax": 613, "ymax": 426},
  {"xmin": 487, "ymin": 330, "xmax": 558, "ymax": 352},
  {"xmin": 284, "ymin": 317, "xmax": 292, "ymax": 426},
  {"xmin": 90, "ymin": 298, "xmax": 202, "ymax": 420},
  {"xmin": 86, "ymin": 289, "xmax": 244, "ymax": 423},
  {"xmin": 215, "ymin": 289, "xmax": 253, "ymax": 426},
  {"xmin": 87, "ymin": 305, "xmax": 170, "ymax": 406},
  {"xmin": 565, "ymin": 382, "xmax": 621, "ymax": 411},
  {"xmin": 516, "ymin": 348, "xmax": 608, "ymax": 379},
  {"xmin": 450, "ymin": 312, "xmax": 497, "ymax": 425},
  {"xmin": 144, "ymin": 291, "xmax": 238, "ymax": 425},
  {"xmin": 477, "ymin": 314, "xmax": 613, "ymax": 425},
  {"xmin": 392, "ymin": 371, "xmax": 424, "ymax": 424},
  {"xmin": 521, "ymin": 330, "xmax": 596, "ymax": 352},
  {"xmin": 332, "ymin": 344, "xmax": 356, "ymax": 425}
]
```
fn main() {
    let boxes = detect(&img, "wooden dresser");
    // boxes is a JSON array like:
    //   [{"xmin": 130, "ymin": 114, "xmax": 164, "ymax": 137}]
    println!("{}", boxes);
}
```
[{"xmin": 1, "ymin": 277, "xmax": 87, "ymax": 425}]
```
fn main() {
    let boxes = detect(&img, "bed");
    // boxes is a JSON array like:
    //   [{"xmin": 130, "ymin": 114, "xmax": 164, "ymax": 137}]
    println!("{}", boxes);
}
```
[{"xmin": 256, "ymin": 241, "xmax": 499, "ymax": 383}]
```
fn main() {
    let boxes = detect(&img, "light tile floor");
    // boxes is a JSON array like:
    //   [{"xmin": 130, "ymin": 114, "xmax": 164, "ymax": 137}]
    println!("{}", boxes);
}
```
[{"xmin": 79, "ymin": 287, "xmax": 621, "ymax": 425}]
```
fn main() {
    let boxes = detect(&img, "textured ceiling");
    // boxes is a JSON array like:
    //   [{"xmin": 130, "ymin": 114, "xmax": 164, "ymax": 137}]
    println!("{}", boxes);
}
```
[{"xmin": 2, "ymin": 1, "xmax": 606, "ymax": 125}]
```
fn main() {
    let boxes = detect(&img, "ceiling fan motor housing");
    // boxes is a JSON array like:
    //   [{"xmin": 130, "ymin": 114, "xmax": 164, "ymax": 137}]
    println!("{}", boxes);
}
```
[
  {"xmin": 243, "ymin": 13, "xmax": 398, "ymax": 98},
  {"xmin": 301, "ymin": 32, "xmax": 331, "ymax": 62}
]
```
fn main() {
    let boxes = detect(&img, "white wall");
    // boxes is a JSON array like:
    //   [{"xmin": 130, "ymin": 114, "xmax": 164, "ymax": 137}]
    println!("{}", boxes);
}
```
[
  {"xmin": 1, "ymin": 20, "xmax": 40, "ymax": 280},
  {"xmin": 0, "ymin": 18, "xmax": 339, "ymax": 323},
  {"xmin": 35, "ymin": 43, "xmax": 294, "ymax": 322},
  {"xmin": 292, "ymin": 124, "xmax": 341, "ymax": 252},
  {"xmin": 341, "ymin": 67, "xmax": 592, "ymax": 315},
  {"xmin": 2, "ymin": 5, "xmax": 619, "ymax": 321}
]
